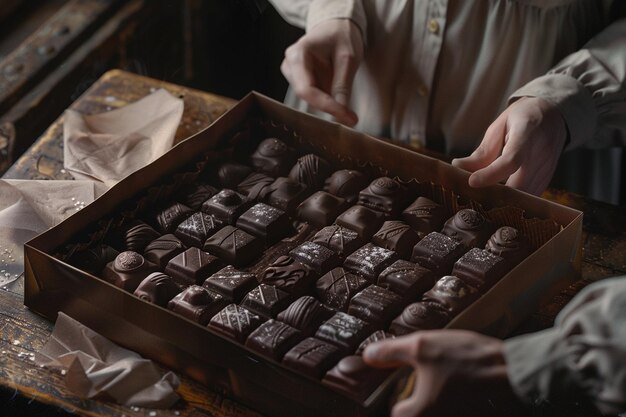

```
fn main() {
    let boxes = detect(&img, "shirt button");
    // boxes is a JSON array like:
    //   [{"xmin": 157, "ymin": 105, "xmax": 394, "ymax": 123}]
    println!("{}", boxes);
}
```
[
  {"xmin": 428, "ymin": 19, "xmax": 440, "ymax": 34},
  {"xmin": 410, "ymin": 132, "xmax": 422, "ymax": 148}
]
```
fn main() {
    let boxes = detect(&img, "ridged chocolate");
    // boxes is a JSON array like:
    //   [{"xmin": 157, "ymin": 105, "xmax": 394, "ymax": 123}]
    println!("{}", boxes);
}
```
[
  {"xmin": 277, "ymin": 296, "xmax": 330, "ymax": 334},
  {"xmin": 357, "ymin": 177, "xmax": 407, "ymax": 217},
  {"xmin": 441, "ymin": 209, "xmax": 495, "ymax": 249},
  {"xmin": 120, "ymin": 220, "xmax": 160, "ymax": 253},
  {"xmin": 347, "ymin": 285, "xmax": 404, "ymax": 328},
  {"xmin": 485, "ymin": 226, "xmax": 532, "ymax": 265},
  {"xmin": 282, "ymin": 337, "xmax": 342, "ymax": 379},
  {"xmin": 288, "ymin": 153, "xmax": 332, "ymax": 188},
  {"xmin": 315, "ymin": 312, "xmax": 370, "ymax": 353},
  {"xmin": 389, "ymin": 301, "xmax": 450, "ymax": 336},
  {"xmin": 133, "ymin": 272, "xmax": 181, "ymax": 307}
]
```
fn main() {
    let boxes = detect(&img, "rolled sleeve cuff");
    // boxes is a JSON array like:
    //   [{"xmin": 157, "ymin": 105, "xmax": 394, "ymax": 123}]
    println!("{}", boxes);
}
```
[
  {"xmin": 504, "ymin": 327, "xmax": 566, "ymax": 407},
  {"xmin": 307, "ymin": 0, "xmax": 367, "ymax": 41},
  {"xmin": 508, "ymin": 74, "xmax": 597, "ymax": 150}
]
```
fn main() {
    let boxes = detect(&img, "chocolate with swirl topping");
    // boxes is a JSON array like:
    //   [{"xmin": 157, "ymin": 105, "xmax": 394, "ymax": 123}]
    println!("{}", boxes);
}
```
[
  {"xmin": 485, "ymin": 226, "xmax": 532, "ymax": 265},
  {"xmin": 441, "ymin": 208, "xmax": 495, "ymax": 249},
  {"xmin": 357, "ymin": 177, "xmax": 408, "ymax": 217},
  {"xmin": 389, "ymin": 301, "xmax": 450, "ymax": 336},
  {"xmin": 260, "ymin": 256, "xmax": 317, "ymax": 296}
]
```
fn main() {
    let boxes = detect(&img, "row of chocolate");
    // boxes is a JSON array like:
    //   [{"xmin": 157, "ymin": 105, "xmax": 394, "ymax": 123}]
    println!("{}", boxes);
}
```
[{"xmin": 64, "ymin": 136, "xmax": 534, "ymax": 400}]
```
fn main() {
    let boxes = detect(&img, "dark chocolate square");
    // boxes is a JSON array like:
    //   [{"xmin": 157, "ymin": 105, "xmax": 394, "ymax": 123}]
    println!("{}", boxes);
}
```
[
  {"xmin": 315, "ymin": 312, "xmax": 371, "ymax": 354},
  {"xmin": 296, "ymin": 191, "xmax": 349, "ymax": 228},
  {"xmin": 133, "ymin": 272, "xmax": 181, "ymax": 307},
  {"xmin": 377, "ymin": 260, "xmax": 436, "ymax": 301},
  {"xmin": 288, "ymin": 153, "xmax": 332, "ymax": 188},
  {"xmin": 250, "ymin": 137, "xmax": 296, "ymax": 177},
  {"xmin": 203, "ymin": 225, "xmax": 263, "ymax": 266},
  {"xmin": 357, "ymin": 177, "xmax": 408, "ymax": 217},
  {"xmin": 102, "ymin": 251, "xmax": 159, "ymax": 292},
  {"xmin": 245, "ymin": 319, "xmax": 302, "ymax": 361},
  {"xmin": 164, "ymin": 247, "xmax": 222, "ymax": 286},
  {"xmin": 451, "ymin": 248, "xmax": 510, "ymax": 291},
  {"xmin": 143, "ymin": 234, "xmax": 185, "ymax": 269},
  {"xmin": 155, "ymin": 202, "xmax": 193, "ymax": 233},
  {"xmin": 401, "ymin": 197, "xmax": 447, "ymax": 237},
  {"xmin": 343, "ymin": 243, "xmax": 398, "ymax": 282},
  {"xmin": 422, "ymin": 275, "xmax": 480, "ymax": 316},
  {"xmin": 322, "ymin": 355, "xmax": 391, "ymax": 400},
  {"xmin": 241, "ymin": 284, "xmax": 292, "ymax": 318},
  {"xmin": 203, "ymin": 265, "xmax": 258, "ymax": 303},
  {"xmin": 260, "ymin": 256, "xmax": 317, "ymax": 296},
  {"xmin": 174, "ymin": 212, "xmax": 223, "ymax": 248},
  {"xmin": 277, "ymin": 296, "xmax": 332, "ymax": 335},
  {"xmin": 167, "ymin": 285, "xmax": 227, "ymax": 325},
  {"xmin": 289, "ymin": 242, "xmax": 340, "ymax": 274},
  {"xmin": 265, "ymin": 177, "xmax": 310, "ymax": 213},
  {"xmin": 411, "ymin": 232, "xmax": 467, "ymax": 276},
  {"xmin": 311, "ymin": 225, "xmax": 364, "ymax": 257},
  {"xmin": 347, "ymin": 285, "xmax": 404, "ymax": 328},
  {"xmin": 282, "ymin": 337, "xmax": 342, "ymax": 379},
  {"xmin": 441, "ymin": 209, "xmax": 495, "ymax": 249},
  {"xmin": 315, "ymin": 267, "xmax": 369, "ymax": 311},
  {"xmin": 371, "ymin": 220, "xmax": 421, "ymax": 259},
  {"xmin": 201, "ymin": 189, "xmax": 251, "ymax": 224},
  {"xmin": 389, "ymin": 301, "xmax": 451, "ymax": 336},
  {"xmin": 208, "ymin": 304, "xmax": 264, "ymax": 343},
  {"xmin": 236, "ymin": 203, "xmax": 290, "ymax": 243},
  {"xmin": 176, "ymin": 183, "xmax": 218, "ymax": 211},
  {"xmin": 335, "ymin": 205, "xmax": 385, "ymax": 239}
]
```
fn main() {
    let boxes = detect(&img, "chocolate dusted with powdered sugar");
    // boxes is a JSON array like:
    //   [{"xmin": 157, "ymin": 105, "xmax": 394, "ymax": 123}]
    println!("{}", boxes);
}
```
[
  {"xmin": 236, "ymin": 202, "xmax": 290, "ymax": 243},
  {"xmin": 343, "ymin": 243, "xmax": 398, "ymax": 282},
  {"xmin": 411, "ymin": 232, "xmax": 467, "ymax": 276},
  {"xmin": 452, "ymin": 248, "xmax": 510, "ymax": 291},
  {"xmin": 203, "ymin": 265, "xmax": 257, "ymax": 302},
  {"xmin": 241, "ymin": 283, "xmax": 292, "ymax": 318},
  {"xmin": 289, "ymin": 241, "xmax": 340, "ymax": 274},
  {"xmin": 174, "ymin": 212, "xmax": 223, "ymax": 248}
]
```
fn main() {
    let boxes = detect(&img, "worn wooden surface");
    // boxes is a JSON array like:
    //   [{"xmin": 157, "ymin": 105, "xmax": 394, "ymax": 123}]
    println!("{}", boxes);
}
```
[{"xmin": 1, "ymin": 69, "xmax": 624, "ymax": 417}]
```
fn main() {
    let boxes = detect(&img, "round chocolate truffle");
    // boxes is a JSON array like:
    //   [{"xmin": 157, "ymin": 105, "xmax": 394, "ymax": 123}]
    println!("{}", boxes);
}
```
[
  {"xmin": 114, "ymin": 251, "xmax": 145, "ymax": 272},
  {"xmin": 324, "ymin": 169, "xmax": 369, "ymax": 203}
]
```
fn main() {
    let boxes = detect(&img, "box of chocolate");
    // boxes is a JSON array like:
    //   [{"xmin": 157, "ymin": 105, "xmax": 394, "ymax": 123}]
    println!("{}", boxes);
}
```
[{"xmin": 24, "ymin": 92, "xmax": 582, "ymax": 417}]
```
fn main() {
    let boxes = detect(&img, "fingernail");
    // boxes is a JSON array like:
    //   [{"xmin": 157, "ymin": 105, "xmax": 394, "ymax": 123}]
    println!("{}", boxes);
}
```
[{"xmin": 364, "ymin": 345, "xmax": 378, "ymax": 360}]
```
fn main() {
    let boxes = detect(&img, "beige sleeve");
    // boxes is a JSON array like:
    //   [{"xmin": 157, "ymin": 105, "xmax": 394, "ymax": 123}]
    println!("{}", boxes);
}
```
[
  {"xmin": 504, "ymin": 277, "xmax": 626, "ymax": 414},
  {"xmin": 269, "ymin": 0, "xmax": 366, "ymax": 36},
  {"xmin": 509, "ymin": 19, "xmax": 626, "ymax": 150}
]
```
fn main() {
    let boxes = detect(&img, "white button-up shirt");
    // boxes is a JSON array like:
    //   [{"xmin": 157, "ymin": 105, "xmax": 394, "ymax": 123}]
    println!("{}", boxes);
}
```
[{"xmin": 271, "ymin": 0, "xmax": 626, "ymax": 156}]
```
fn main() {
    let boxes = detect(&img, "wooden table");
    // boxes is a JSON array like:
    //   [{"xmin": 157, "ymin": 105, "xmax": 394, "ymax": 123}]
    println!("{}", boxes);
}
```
[{"xmin": 1, "ymin": 70, "xmax": 624, "ymax": 417}]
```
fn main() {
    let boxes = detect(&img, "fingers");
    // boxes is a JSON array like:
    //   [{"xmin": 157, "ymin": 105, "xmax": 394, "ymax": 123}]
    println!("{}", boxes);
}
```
[
  {"xmin": 282, "ymin": 44, "xmax": 358, "ymax": 126},
  {"xmin": 363, "ymin": 334, "xmax": 421, "ymax": 368},
  {"xmin": 451, "ymin": 115, "xmax": 507, "ymax": 173},
  {"xmin": 331, "ymin": 50, "xmax": 359, "ymax": 106}
]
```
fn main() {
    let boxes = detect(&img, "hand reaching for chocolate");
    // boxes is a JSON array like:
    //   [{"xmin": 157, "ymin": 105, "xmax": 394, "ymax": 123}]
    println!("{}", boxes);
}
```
[
  {"xmin": 452, "ymin": 97, "xmax": 568, "ymax": 196},
  {"xmin": 363, "ymin": 330, "xmax": 514, "ymax": 417}
]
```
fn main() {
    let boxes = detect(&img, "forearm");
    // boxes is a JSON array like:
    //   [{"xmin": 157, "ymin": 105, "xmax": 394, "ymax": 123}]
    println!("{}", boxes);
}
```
[{"xmin": 504, "ymin": 277, "xmax": 626, "ymax": 414}]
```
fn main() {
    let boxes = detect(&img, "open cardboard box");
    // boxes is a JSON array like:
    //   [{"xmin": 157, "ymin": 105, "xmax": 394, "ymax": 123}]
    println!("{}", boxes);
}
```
[{"xmin": 24, "ymin": 92, "xmax": 583, "ymax": 417}]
